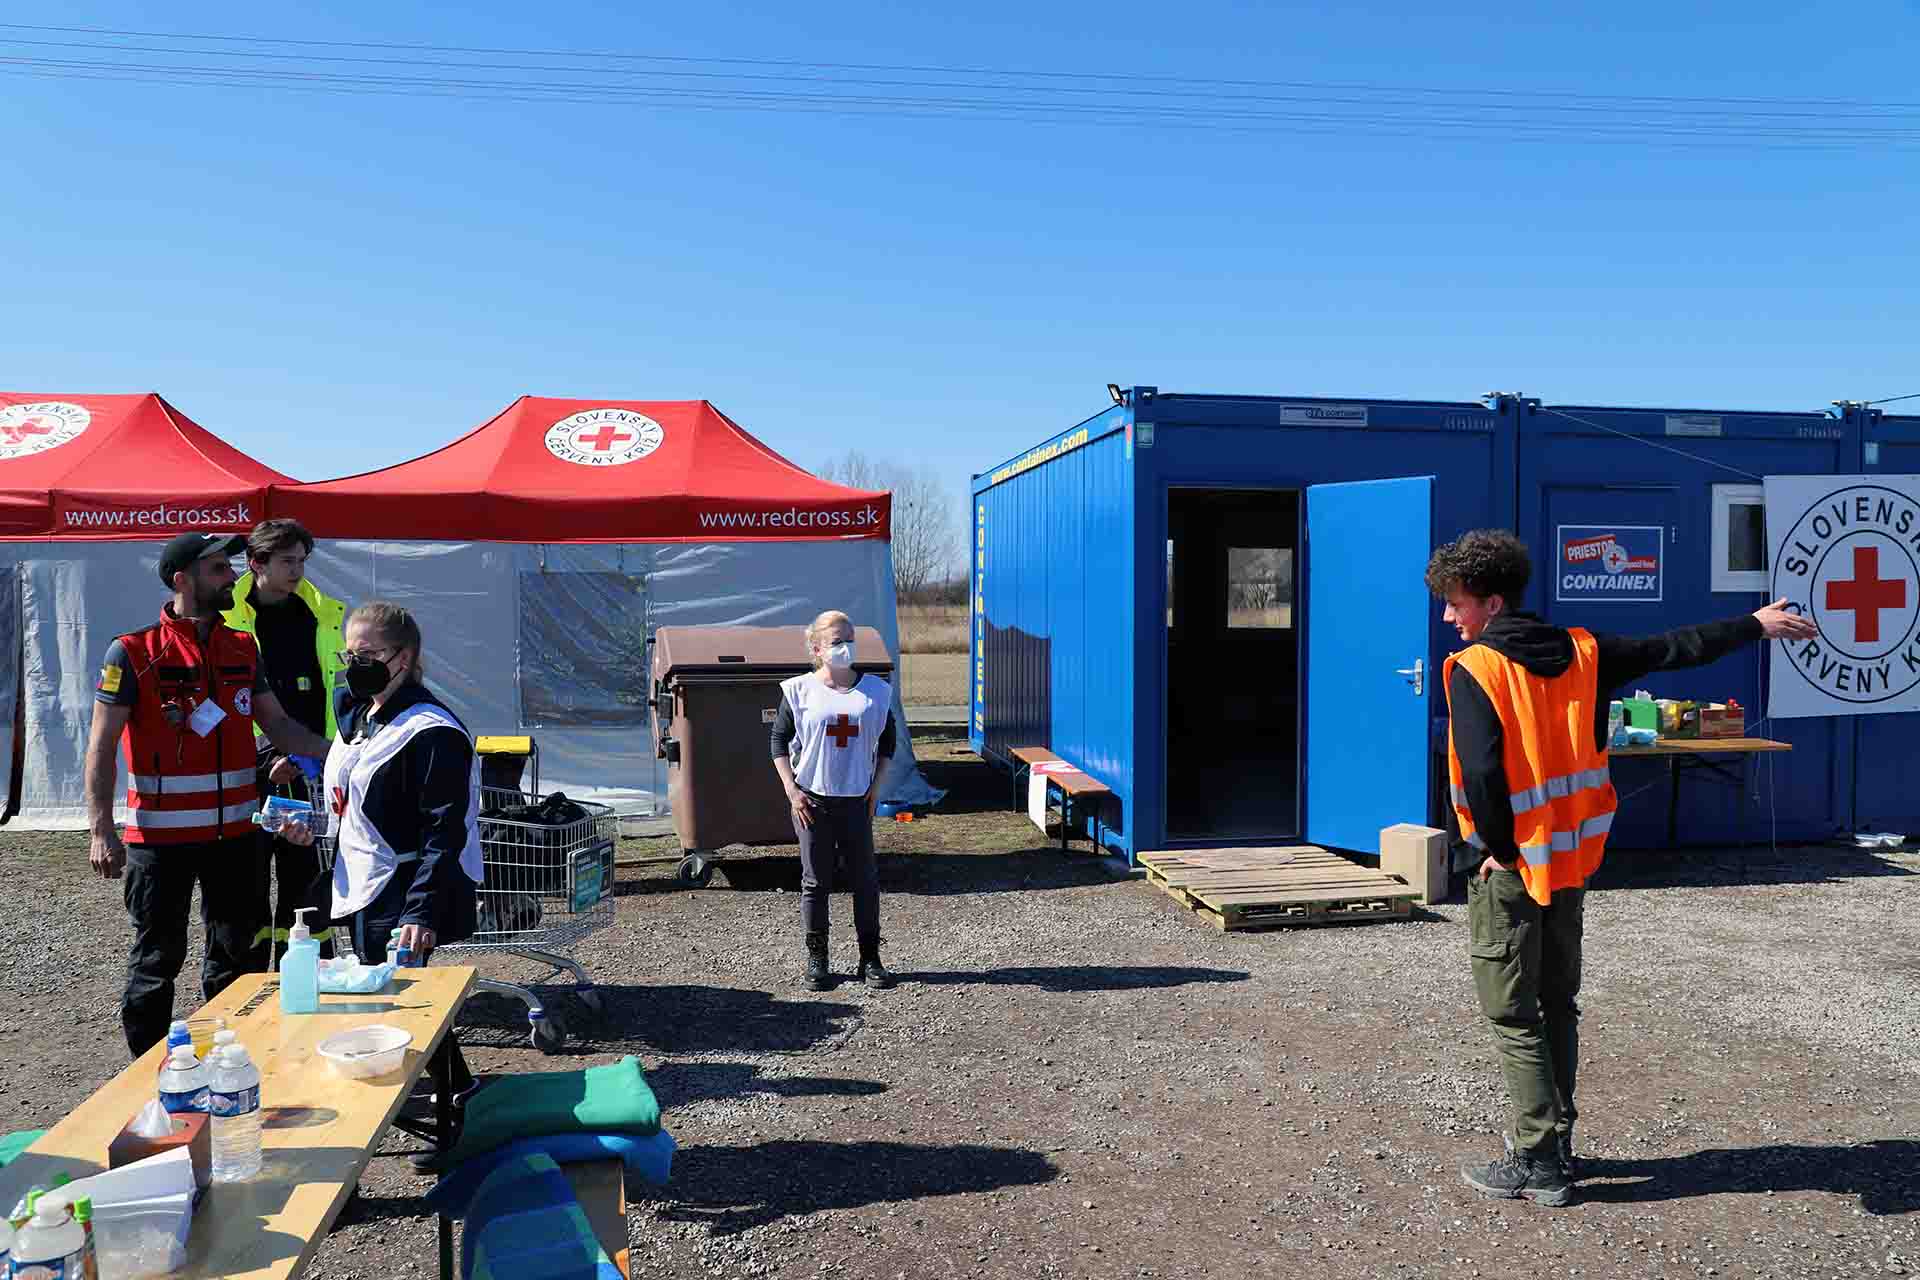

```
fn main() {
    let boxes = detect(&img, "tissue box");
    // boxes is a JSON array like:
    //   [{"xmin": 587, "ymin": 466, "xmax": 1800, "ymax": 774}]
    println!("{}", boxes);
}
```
[
  {"xmin": 1622, "ymin": 697, "xmax": 1660, "ymax": 731},
  {"xmin": 109, "ymin": 1109, "xmax": 210, "ymax": 1193}
]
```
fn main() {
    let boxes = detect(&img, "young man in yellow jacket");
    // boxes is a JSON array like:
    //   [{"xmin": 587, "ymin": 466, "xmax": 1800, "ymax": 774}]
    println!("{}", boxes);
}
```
[
  {"xmin": 1428, "ymin": 529, "xmax": 1814, "ymax": 1206},
  {"xmin": 224, "ymin": 519, "xmax": 349, "ymax": 962}
]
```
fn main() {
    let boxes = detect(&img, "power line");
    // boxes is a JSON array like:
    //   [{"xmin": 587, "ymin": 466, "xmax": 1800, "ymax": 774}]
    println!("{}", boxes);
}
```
[{"xmin": 6, "ymin": 20, "xmax": 1920, "ymax": 112}]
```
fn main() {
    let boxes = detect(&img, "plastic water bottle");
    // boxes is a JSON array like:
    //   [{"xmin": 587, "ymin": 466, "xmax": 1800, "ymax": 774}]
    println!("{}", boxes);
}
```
[
  {"xmin": 164, "ymin": 1019, "xmax": 191, "ymax": 1052},
  {"xmin": 208, "ymin": 1044, "xmax": 263, "ymax": 1182},
  {"xmin": 12, "ymin": 1193, "xmax": 85, "ymax": 1277},
  {"xmin": 157, "ymin": 1046, "xmax": 209, "ymax": 1114},
  {"xmin": 1, "ymin": 1214, "xmax": 14, "ymax": 1274},
  {"xmin": 279, "ymin": 907, "xmax": 320, "ymax": 1014}
]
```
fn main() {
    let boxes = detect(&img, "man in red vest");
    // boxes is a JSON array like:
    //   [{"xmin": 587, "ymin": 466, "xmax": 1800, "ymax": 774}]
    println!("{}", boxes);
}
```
[
  {"xmin": 85, "ymin": 531, "xmax": 336, "ymax": 1057},
  {"xmin": 1428, "ymin": 529, "xmax": 1814, "ymax": 1207}
]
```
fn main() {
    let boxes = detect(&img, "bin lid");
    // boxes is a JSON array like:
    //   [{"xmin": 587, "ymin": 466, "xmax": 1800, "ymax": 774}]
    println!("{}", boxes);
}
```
[{"xmin": 653, "ymin": 625, "xmax": 894, "ymax": 680}]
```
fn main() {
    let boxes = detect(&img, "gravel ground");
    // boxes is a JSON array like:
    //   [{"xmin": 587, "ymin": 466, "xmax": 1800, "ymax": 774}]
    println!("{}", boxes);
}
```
[{"xmin": 3, "ymin": 730, "xmax": 1918, "ymax": 1279}]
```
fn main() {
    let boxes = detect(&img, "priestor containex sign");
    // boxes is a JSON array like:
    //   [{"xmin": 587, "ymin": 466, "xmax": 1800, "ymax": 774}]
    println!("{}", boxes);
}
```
[{"xmin": 1764, "ymin": 475, "xmax": 1920, "ymax": 719}]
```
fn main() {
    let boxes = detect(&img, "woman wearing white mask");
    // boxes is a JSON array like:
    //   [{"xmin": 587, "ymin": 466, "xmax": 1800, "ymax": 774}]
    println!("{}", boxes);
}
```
[{"xmin": 770, "ymin": 610, "xmax": 898, "ymax": 991}]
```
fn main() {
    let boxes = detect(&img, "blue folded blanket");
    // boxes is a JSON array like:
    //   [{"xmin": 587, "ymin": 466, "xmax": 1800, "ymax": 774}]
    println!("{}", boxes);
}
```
[
  {"xmin": 429, "ymin": 1130, "xmax": 677, "ymax": 1220},
  {"xmin": 464, "ymin": 1152, "xmax": 623, "ymax": 1280}
]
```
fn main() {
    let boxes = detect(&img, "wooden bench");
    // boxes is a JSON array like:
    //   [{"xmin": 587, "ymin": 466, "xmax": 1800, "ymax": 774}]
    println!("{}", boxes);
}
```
[
  {"xmin": 1010, "ymin": 746, "xmax": 1113, "ymax": 853},
  {"xmin": 562, "ymin": 1159, "xmax": 631, "ymax": 1278}
]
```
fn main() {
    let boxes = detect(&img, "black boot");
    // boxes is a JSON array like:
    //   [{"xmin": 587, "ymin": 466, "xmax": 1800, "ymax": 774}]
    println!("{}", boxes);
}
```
[
  {"xmin": 803, "ymin": 932, "xmax": 831, "ymax": 991},
  {"xmin": 1461, "ymin": 1150, "xmax": 1572, "ymax": 1207},
  {"xmin": 857, "ymin": 940, "xmax": 894, "ymax": 990}
]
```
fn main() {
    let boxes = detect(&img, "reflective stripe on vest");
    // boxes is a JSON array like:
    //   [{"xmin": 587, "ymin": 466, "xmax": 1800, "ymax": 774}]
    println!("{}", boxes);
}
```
[
  {"xmin": 1443, "ymin": 626, "xmax": 1617, "ymax": 906},
  {"xmin": 127, "ymin": 801, "xmax": 261, "ymax": 831},
  {"xmin": 131, "ymin": 768, "xmax": 258, "ymax": 794}
]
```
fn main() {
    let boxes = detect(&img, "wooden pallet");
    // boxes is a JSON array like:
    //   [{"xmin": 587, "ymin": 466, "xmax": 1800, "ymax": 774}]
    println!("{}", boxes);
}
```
[{"xmin": 1138, "ymin": 846, "xmax": 1418, "ymax": 931}]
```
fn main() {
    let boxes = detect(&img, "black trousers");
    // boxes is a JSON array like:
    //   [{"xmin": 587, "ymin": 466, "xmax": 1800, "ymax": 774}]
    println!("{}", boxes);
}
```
[
  {"xmin": 122, "ymin": 837, "xmax": 265, "ymax": 1058},
  {"xmin": 793, "ymin": 792, "xmax": 880, "ymax": 944},
  {"xmin": 347, "ymin": 866, "xmax": 474, "ymax": 1097}
]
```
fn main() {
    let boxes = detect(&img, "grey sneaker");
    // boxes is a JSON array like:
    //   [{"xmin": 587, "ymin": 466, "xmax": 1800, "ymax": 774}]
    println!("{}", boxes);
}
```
[{"xmin": 1462, "ymin": 1153, "xmax": 1573, "ymax": 1207}]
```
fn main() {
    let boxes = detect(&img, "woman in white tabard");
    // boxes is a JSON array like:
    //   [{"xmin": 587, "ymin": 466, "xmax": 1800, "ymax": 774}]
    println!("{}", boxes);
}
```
[
  {"xmin": 770, "ymin": 610, "xmax": 898, "ymax": 992},
  {"xmin": 284, "ymin": 600, "xmax": 483, "ymax": 1111}
]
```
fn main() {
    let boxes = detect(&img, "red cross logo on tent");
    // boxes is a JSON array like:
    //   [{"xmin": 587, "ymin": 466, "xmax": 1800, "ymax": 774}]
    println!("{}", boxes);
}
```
[
  {"xmin": 0, "ymin": 401, "xmax": 90, "ymax": 459},
  {"xmin": 575, "ymin": 424, "xmax": 633, "ymax": 453},
  {"xmin": 825, "ymin": 714, "xmax": 860, "ymax": 748},
  {"xmin": 1825, "ymin": 546, "xmax": 1908, "ymax": 645},
  {"xmin": 0, "ymin": 417, "xmax": 52, "ymax": 446},
  {"xmin": 542, "ymin": 408, "xmax": 666, "ymax": 468}
]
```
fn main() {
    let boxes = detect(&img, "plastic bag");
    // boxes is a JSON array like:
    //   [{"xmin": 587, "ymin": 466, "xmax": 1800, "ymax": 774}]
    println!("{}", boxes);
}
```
[{"xmin": 314, "ymin": 961, "xmax": 397, "ymax": 994}]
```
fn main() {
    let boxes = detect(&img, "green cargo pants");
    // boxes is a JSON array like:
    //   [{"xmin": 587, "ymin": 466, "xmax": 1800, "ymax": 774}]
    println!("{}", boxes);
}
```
[{"xmin": 1467, "ymin": 866, "xmax": 1585, "ymax": 1162}]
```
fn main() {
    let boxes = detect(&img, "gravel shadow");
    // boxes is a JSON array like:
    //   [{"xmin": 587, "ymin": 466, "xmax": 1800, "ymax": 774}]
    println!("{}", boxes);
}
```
[
  {"xmin": 711, "ymin": 850, "xmax": 1113, "ymax": 896},
  {"xmin": 654, "ymin": 1138, "xmax": 1058, "ymax": 1234},
  {"xmin": 1592, "ymin": 843, "xmax": 1916, "ymax": 891},
  {"xmin": 901, "ymin": 964, "xmax": 1250, "ymax": 993},
  {"xmin": 1577, "ymin": 1140, "xmax": 1920, "ymax": 1213},
  {"xmin": 645, "ymin": 1060, "xmax": 888, "ymax": 1109},
  {"xmin": 454, "ymin": 983, "xmax": 863, "ymax": 1056}
]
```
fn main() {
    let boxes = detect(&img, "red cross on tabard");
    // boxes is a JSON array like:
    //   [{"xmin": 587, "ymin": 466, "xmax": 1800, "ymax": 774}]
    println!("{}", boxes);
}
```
[
  {"xmin": 825, "ymin": 713, "xmax": 860, "ymax": 748},
  {"xmin": 575, "ymin": 424, "xmax": 633, "ymax": 453},
  {"xmin": 1825, "ymin": 546, "xmax": 1908, "ymax": 644}
]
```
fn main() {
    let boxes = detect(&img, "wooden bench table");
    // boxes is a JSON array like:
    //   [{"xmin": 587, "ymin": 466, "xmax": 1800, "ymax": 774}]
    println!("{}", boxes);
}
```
[
  {"xmin": 1010, "ymin": 746, "xmax": 1113, "ymax": 853},
  {"xmin": 1610, "ymin": 736, "xmax": 1792, "ymax": 846},
  {"xmin": 0, "ymin": 966, "xmax": 475, "ymax": 1280}
]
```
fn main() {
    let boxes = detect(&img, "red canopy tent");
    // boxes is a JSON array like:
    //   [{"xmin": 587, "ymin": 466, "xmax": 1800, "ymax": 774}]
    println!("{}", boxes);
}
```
[
  {"xmin": 272, "ymin": 396, "xmax": 889, "ymax": 542},
  {"xmin": 0, "ymin": 393, "xmax": 288, "ymax": 539}
]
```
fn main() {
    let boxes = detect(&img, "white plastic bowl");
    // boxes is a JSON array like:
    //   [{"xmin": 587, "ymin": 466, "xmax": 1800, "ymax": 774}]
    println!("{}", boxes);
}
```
[{"xmin": 317, "ymin": 1025, "xmax": 413, "ymax": 1079}]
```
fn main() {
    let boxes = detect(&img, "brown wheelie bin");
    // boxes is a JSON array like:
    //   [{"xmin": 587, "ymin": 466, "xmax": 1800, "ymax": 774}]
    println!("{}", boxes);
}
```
[{"xmin": 651, "ymin": 624, "xmax": 894, "ymax": 886}]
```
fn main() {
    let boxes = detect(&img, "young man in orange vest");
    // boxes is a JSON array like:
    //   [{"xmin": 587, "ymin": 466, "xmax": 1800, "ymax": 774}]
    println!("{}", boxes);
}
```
[
  {"xmin": 1427, "ymin": 529, "xmax": 1814, "ymax": 1207},
  {"xmin": 85, "ymin": 531, "xmax": 337, "ymax": 1057}
]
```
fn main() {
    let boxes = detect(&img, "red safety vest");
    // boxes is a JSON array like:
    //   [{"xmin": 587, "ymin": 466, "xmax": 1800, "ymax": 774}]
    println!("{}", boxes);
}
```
[
  {"xmin": 1443, "ymin": 627, "xmax": 1618, "ymax": 907},
  {"xmin": 115, "ymin": 608, "xmax": 261, "ymax": 845}
]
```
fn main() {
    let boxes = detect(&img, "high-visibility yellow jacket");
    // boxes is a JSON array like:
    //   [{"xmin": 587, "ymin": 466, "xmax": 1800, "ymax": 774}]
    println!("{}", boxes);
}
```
[{"xmin": 223, "ymin": 574, "xmax": 349, "ymax": 743}]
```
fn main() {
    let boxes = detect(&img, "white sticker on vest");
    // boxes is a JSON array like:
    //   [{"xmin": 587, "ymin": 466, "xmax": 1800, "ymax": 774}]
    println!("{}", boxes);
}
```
[{"xmin": 188, "ymin": 698, "xmax": 228, "ymax": 737}]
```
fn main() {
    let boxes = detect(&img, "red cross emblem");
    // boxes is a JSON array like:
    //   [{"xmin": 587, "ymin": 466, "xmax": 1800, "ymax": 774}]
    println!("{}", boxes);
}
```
[
  {"xmin": 825, "ymin": 713, "xmax": 860, "ymax": 748},
  {"xmin": 0, "ymin": 418, "xmax": 53, "ymax": 446},
  {"xmin": 1825, "ymin": 546, "xmax": 1908, "ymax": 644},
  {"xmin": 575, "ymin": 424, "xmax": 633, "ymax": 453}
]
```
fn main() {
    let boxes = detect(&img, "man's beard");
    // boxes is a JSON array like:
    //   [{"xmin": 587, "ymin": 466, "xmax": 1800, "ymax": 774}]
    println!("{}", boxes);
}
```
[{"xmin": 194, "ymin": 583, "xmax": 235, "ymax": 614}]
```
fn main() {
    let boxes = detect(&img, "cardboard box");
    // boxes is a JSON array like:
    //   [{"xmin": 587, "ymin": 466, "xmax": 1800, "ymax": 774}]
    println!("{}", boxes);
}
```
[
  {"xmin": 1379, "ymin": 823, "xmax": 1448, "ymax": 904},
  {"xmin": 109, "ymin": 1108, "xmax": 210, "ymax": 1192},
  {"xmin": 1622, "ymin": 697, "xmax": 1660, "ymax": 731},
  {"xmin": 1698, "ymin": 705, "xmax": 1745, "ymax": 738}
]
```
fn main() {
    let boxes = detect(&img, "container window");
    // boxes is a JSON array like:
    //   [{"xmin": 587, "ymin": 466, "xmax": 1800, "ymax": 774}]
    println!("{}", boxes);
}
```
[
  {"xmin": 1710, "ymin": 484, "xmax": 1768, "ymax": 593},
  {"xmin": 1226, "ymin": 547, "xmax": 1294, "ymax": 629},
  {"xmin": 517, "ymin": 572, "xmax": 650, "ymax": 726}
]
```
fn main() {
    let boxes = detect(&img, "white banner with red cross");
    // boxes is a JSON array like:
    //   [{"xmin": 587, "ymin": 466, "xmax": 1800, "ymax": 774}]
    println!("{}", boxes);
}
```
[{"xmin": 1765, "ymin": 475, "xmax": 1920, "ymax": 718}]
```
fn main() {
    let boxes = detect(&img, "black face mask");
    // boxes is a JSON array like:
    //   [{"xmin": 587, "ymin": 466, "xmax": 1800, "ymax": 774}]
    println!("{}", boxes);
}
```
[{"xmin": 344, "ymin": 654, "xmax": 396, "ymax": 702}]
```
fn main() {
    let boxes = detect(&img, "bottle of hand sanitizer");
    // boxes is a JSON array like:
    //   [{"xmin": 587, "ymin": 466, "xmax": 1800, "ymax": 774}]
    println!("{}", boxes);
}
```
[{"xmin": 280, "ymin": 907, "xmax": 320, "ymax": 1014}]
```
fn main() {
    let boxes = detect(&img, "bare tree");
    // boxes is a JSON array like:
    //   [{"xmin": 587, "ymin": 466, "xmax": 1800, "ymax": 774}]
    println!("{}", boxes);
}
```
[{"xmin": 819, "ymin": 451, "xmax": 959, "ymax": 605}]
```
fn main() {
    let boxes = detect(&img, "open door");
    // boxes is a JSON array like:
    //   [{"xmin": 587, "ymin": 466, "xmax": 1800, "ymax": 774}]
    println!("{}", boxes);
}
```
[{"xmin": 1304, "ymin": 477, "xmax": 1434, "ymax": 852}]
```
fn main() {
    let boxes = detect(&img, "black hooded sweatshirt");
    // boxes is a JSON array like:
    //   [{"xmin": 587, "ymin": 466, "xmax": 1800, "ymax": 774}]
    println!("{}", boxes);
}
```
[{"xmin": 1446, "ymin": 611, "xmax": 1764, "ymax": 874}]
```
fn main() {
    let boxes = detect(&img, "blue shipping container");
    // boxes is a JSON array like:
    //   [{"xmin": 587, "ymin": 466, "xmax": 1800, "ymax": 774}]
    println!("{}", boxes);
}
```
[{"xmin": 974, "ymin": 386, "xmax": 1900, "ymax": 862}]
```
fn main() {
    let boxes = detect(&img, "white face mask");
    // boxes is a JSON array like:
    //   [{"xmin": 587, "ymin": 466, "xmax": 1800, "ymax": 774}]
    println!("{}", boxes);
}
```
[{"xmin": 825, "ymin": 641, "xmax": 855, "ymax": 670}]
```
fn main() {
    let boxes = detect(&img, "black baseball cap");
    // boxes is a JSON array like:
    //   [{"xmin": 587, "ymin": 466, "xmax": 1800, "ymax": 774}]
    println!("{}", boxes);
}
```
[{"xmin": 158, "ymin": 532, "xmax": 246, "ymax": 587}]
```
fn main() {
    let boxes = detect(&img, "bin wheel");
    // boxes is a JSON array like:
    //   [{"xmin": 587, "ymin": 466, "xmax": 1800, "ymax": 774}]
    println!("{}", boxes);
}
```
[
  {"xmin": 530, "ymin": 1012, "xmax": 568, "ymax": 1054},
  {"xmin": 577, "ymin": 988, "xmax": 604, "ymax": 1015},
  {"xmin": 677, "ymin": 853, "xmax": 715, "ymax": 888}
]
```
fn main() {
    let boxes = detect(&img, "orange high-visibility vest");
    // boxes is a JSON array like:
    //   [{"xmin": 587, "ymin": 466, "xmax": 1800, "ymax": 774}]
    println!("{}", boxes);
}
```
[{"xmin": 1443, "ymin": 627, "xmax": 1616, "ymax": 906}]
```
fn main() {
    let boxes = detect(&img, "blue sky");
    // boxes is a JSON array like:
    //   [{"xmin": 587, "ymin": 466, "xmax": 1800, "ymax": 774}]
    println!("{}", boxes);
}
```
[{"xmin": 5, "ymin": 1, "xmax": 1918, "ymax": 536}]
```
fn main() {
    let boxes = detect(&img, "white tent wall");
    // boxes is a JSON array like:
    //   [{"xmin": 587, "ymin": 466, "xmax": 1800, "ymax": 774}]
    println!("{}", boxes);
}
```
[
  {"xmin": 10, "ymin": 540, "xmax": 171, "ymax": 828},
  {"xmin": 305, "ymin": 537, "xmax": 937, "ymax": 813},
  {"xmin": 1, "ymin": 555, "xmax": 17, "ymax": 820}
]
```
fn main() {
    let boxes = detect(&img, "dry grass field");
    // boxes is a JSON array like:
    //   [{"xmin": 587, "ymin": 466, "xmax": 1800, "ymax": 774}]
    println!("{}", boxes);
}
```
[{"xmin": 897, "ymin": 603, "xmax": 969, "ymax": 653}]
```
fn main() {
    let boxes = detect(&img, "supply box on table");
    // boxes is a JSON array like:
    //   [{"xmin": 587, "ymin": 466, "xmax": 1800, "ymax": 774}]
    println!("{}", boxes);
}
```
[{"xmin": 651, "ymin": 625, "xmax": 895, "ymax": 853}]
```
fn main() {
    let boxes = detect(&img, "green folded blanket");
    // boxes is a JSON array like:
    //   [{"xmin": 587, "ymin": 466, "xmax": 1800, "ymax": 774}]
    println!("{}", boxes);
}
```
[
  {"xmin": 0, "ymin": 1130, "xmax": 45, "ymax": 1169},
  {"xmin": 445, "ymin": 1056, "xmax": 661, "ymax": 1168}
]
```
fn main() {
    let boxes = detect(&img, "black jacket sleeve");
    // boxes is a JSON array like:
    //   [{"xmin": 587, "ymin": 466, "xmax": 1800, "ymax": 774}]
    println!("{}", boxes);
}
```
[
  {"xmin": 398, "ymin": 725, "xmax": 478, "ymax": 931},
  {"xmin": 1595, "ymin": 615, "xmax": 1764, "ymax": 696},
  {"xmin": 1447, "ymin": 664, "xmax": 1521, "ymax": 867},
  {"xmin": 769, "ymin": 697, "xmax": 797, "ymax": 759}
]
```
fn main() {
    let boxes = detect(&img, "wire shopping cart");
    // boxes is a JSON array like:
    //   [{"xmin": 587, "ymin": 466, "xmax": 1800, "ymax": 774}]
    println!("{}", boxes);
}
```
[{"xmin": 311, "ymin": 737, "xmax": 619, "ymax": 1054}]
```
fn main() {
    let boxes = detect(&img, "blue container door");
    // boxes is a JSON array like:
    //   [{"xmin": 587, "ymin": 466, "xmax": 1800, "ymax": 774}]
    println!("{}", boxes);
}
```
[
  {"xmin": 1304, "ymin": 476, "xmax": 1435, "ymax": 853},
  {"xmin": 1855, "ymin": 415, "xmax": 1920, "ymax": 832}
]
